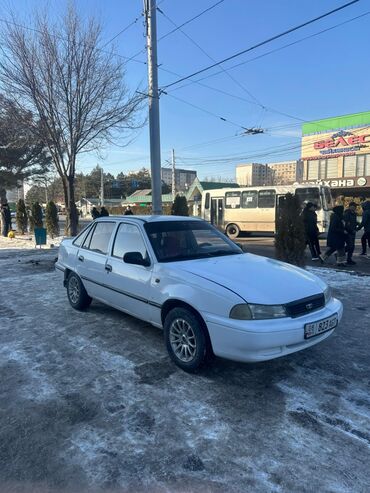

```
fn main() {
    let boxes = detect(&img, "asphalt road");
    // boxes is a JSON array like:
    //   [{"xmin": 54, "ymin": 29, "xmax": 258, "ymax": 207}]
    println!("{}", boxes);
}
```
[{"xmin": 0, "ymin": 248, "xmax": 369, "ymax": 493}]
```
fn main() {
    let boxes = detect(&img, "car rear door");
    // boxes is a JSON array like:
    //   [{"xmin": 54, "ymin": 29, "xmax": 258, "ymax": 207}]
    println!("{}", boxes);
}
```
[
  {"xmin": 76, "ymin": 221, "xmax": 116, "ymax": 300},
  {"xmin": 104, "ymin": 222, "xmax": 153, "ymax": 320}
]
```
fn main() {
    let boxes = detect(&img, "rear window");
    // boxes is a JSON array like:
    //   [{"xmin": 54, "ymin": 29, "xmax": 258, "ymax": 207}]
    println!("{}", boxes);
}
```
[
  {"xmin": 87, "ymin": 222, "xmax": 115, "ymax": 255},
  {"xmin": 73, "ymin": 224, "xmax": 93, "ymax": 247}
]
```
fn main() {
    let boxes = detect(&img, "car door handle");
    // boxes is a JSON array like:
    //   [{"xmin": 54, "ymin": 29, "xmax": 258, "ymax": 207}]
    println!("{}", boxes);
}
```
[
  {"xmin": 105, "ymin": 264, "xmax": 112, "ymax": 272},
  {"xmin": 78, "ymin": 255, "xmax": 84, "ymax": 262}
]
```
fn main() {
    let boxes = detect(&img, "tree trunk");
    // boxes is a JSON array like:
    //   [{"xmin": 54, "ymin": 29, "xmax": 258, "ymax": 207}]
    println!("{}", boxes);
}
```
[
  {"xmin": 62, "ymin": 176, "xmax": 78, "ymax": 236},
  {"xmin": 0, "ymin": 187, "xmax": 7, "ymax": 204}
]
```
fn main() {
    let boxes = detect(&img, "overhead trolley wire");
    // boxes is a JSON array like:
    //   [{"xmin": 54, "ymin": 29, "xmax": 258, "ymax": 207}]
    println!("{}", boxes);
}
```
[{"xmin": 161, "ymin": 0, "xmax": 360, "ymax": 90}]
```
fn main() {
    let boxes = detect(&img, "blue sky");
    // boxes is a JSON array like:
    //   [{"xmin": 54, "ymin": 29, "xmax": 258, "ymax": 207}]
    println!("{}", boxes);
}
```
[{"xmin": 2, "ymin": 0, "xmax": 370, "ymax": 179}]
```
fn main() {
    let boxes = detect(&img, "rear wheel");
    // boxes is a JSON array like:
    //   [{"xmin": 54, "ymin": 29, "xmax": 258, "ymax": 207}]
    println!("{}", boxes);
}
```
[
  {"xmin": 226, "ymin": 223, "xmax": 240, "ymax": 239},
  {"xmin": 67, "ymin": 272, "xmax": 92, "ymax": 310},
  {"xmin": 164, "ymin": 308, "xmax": 210, "ymax": 372}
]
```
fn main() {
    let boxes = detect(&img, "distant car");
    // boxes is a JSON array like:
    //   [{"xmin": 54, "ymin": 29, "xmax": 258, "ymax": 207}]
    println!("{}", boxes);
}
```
[
  {"xmin": 56, "ymin": 216, "xmax": 343, "ymax": 372},
  {"xmin": 10, "ymin": 211, "xmax": 16, "ymax": 218}
]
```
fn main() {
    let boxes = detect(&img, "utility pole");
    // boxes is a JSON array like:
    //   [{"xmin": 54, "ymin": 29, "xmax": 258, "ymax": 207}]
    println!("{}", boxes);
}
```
[
  {"xmin": 144, "ymin": 0, "xmax": 162, "ymax": 215},
  {"xmin": 171, "ymin": 148, "xmax": 176, "ymax": 201},
  {"xmin": 100, "ymin": 166, "xmax": 104, "ymax": 206}
]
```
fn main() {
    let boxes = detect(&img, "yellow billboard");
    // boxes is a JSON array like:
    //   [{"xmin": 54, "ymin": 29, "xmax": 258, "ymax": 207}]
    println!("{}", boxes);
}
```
[{"xmin": 301, "ymin": 126, "xmax": 370, "ymax": 160}]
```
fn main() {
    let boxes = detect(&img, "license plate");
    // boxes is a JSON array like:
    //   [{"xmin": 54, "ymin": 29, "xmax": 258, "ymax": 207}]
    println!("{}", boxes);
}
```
[{"xmin": 304, "ymin": 314, "xmax": 338, "ymax": 339}]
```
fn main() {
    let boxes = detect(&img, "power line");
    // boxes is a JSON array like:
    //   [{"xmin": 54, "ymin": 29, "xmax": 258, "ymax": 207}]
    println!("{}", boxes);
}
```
[
  {"xmin": 124, "ymin": 0, "xmax": 226, "ymax": 65},
  {"xmin": 158, "ymin": 0, "xmax": 226, "ymax": 41},
  {"xmin": 157, "ymin": 7, "xmax": 262, "ymax": 108},
  {"xmin": 170, "ymin": 10, "xmax": 370, "ymax": 93},
  {"xmin": 163, "ymin": 92, "xmax": 253, "ymax": 131},
  {"xmin": 161, "ymin": 0, "xmax": 360, "ymax": 90},
  {"xmin": 100, "ymin": 14, "xmax": 143, "ymax": 49}
]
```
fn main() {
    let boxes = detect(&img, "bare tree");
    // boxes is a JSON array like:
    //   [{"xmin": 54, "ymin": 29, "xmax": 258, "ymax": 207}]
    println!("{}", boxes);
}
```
[{"xmin": 0, "ymin": 5, "xmax": 144, "ymax": 235}]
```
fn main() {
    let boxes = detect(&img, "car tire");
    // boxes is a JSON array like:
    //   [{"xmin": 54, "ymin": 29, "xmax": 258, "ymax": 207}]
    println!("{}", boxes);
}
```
[
  {"xmin": 164, "ymin": 307, "xmax": 210, "ymax": 372},
  {"xmin": 66, "ymin": 272, "xmax": 92, "ymax": 311},
  {"xmin": 226, "ymin": 223, "xmax": 240, "ymax": 239}
]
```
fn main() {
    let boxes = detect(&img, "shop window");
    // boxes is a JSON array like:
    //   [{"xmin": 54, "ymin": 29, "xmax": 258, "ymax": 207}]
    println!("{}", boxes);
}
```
[
  {"xmin": 343, "ymin": 156, "xmax": 356, "ymax": 177},
  {"xmin": 365, "ymin": 155, "xmax": 370, "ymax": 176},
  {"xmin": 326, "ymin": 158, "xmax": 338, "ymax": 178},
  {"xmin": 307, "ymin": 160, "xmax": 318, "ymax": 180},
  {"xmin": 356, "ymin": 155, "xmax": 365, "ymax": 177},
  {"xmin": 318, "ymin": 160, "xmax": 326, "ymax": 179}
]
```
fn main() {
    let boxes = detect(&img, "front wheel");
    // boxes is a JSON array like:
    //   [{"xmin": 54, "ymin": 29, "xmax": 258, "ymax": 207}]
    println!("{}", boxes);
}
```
[
  {"xmin": 164, "ymin": 308, "xmax": 209, "ymax": 372},
  {"xmin": 67, "ymin": 272, "xmax": 92, "ymax": 311},
  {"xmin": 226, "ymin": 223, "xmax": 240, "ymax": 239}
]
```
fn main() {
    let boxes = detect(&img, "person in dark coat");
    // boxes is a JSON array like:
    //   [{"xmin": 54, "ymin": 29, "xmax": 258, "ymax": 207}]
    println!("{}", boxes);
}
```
[
  {"xmin": 124, "ymin": 206, "xmax": 133, "ymax": 215},
  {"xmin": 91, "ymin": 207, "xmax": 100, "ymax": 220},
  {"xmin": 100, "ymin": 206, "xmax": 109, "ymax": 217},
  {"xmin": 343, "ymin": 202, "xmax": 358, "ymax": 265},
  {"xmin": 1, "ymin": 202, "xmax": 12, "ymax": 237},
  {"xmin": 303, "ymin": 202, "xmax": 321, "ymax": 260},
  {"xmin": 320, "ymin": 205, "xmax": 347, "ymax": 266},
  {"xmin": 357, "ymin": 200, "xmax": 370, "ymax": 257}
]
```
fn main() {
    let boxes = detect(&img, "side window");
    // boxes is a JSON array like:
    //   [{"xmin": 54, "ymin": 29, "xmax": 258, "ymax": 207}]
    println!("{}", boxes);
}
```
[
  {"xmin": 241, "ymin": 191, "xmax": 257, "ymax": 208},
  {"xmin": 225, "ymin": 191, "xmax": 240, "ymax": 209},
  {"xmin": 258, "ymin": 190, "xmax": 276, "ymax": 208},
  {"xmin": 73, "ymin": 225, "xmax": 92, "ymax": 247},
  {"xmin": 87, "ymin": 222, "xmax": 115, "ymax": 254},
  {"xmin": 112, "ymin": 223, "xmax": 147, "ymax": 259},
  {"xmin": 82, "ymin": 224, "xmax": 96, "ymax": 249},
  {"xmin": 205, "ymin": 193, "xmax": 210, "ymax": 210}
]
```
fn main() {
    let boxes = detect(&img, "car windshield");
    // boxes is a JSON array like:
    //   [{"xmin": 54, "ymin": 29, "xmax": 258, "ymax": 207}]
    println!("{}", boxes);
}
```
[{"xmin": 144, "ymin": 220, "xmax": 242, "ymax": 262}]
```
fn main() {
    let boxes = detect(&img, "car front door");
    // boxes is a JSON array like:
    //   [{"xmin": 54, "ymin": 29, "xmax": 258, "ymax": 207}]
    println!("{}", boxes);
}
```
[
  {"xmin": 76, "ymin": 221, "xmax": 116, "ymax": 301},
  {"xmin": 104, "ymin": 222, "xmax": 153, "ymax": 320}
]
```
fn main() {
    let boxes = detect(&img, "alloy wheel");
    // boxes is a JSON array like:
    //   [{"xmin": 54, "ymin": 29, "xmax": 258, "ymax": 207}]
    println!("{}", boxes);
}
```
[{"xmin": 169, "ymin": 318, "xmax": 197, "ymax": 362}]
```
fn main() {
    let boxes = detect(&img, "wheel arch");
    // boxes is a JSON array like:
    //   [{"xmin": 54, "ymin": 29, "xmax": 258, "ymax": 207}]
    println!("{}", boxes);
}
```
[{"xmin": 161, "ymin": 299, "xmax": 213, "ymax": 352}]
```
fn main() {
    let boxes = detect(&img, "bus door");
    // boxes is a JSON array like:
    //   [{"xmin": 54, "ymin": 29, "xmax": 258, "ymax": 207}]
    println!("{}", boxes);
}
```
[
  {"xmin": 210, "ymin": 198, "xmax": 224, "ymax": 228},
  {"xmin": 276, "ymin": 194, "xmax": 287, "ymax": 224}
]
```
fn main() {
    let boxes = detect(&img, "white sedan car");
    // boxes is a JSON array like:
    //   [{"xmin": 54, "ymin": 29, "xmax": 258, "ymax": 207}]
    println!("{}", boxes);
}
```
[{"xmin": 56, "ymin": 216, "xmax": 343, "ymax": 372}]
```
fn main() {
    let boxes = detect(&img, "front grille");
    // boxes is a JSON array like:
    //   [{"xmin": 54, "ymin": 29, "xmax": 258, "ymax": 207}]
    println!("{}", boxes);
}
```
[{"xmin": 285, "ymin": 293, "xmax": 325, "ymax": 318}]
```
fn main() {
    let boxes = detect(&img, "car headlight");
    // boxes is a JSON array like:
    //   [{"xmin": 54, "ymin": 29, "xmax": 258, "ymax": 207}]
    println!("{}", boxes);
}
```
[
  {"xmin": 324, "ymin": 286, "xmax": 332, "ymax": 305},
  {"xmin": 230, "ymin": 303, "xmax": 287, "ymax": 320}
]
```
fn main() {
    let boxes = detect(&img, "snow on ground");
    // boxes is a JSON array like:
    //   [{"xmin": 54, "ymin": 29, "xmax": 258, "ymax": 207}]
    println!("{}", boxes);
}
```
[
  {"xmin": 308, "ymin": 266, "xmax": 370, "ymax": 288},
  {"xmin": 0, "ymin": 234, "xmax": 65, "ymax": 250}
]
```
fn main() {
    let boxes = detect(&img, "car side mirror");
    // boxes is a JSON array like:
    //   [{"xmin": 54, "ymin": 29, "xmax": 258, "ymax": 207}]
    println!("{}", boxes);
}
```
[{"xmin": 123, "ymin": 251, "xmax": 150, "ymax": 267}]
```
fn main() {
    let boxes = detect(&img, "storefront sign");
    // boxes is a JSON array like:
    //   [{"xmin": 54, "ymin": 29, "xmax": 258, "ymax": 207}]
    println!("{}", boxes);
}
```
[
  {"xmin": 303, "ymin": 177, "xmax": 368, "ymax": 188},
  {"xmin": 301, "ymin": 126, "xmax": 370, "ymax": 160}
]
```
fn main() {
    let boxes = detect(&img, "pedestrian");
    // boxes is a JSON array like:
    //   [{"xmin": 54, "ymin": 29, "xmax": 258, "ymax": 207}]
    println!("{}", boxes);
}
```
[
  {"xmin": 124, "ymin": 206, "xmax": 133, "ymax": 215},
  {"xmin": 320, "ymin": 205, "xmax": 347, "ymax": 266},
  {"xmin": 100, "ymin": 206, "xmax": 109, "ymax": 217},
  {"xmin": 91, "ymin": 207, "xmax": 100, "ymax": 220},
  {"xmin": 357, "ymin": 200, "xmax": 370, "ymax": 257},
  {"xmin": 1, "ymin": 202, "xmax": 11, "ymax": 237},
  {"xmin": 343, "ymin": 202, "xmax": 358, "ymax": 265},
  {"xmin": 303, "ymin": 202, "xmax": 321, "ymax": 260}
]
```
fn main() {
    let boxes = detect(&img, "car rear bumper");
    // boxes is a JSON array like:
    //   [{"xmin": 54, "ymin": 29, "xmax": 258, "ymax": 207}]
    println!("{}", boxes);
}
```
[{"xmin": 204, "ymin": 297, "xmax": 343, "ymax": 363}]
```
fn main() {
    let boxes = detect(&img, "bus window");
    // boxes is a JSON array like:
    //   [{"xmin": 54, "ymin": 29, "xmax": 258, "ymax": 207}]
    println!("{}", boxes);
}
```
[
  {"xmin": 258, "ymin": 190, "xmax": 275, "ymax": 208},
  {"xmin": 295, "ymin": 188, "xmax": 321, "ymax": 210},
  {"xmin": 205, "ymin": 193, "xmax": 210, "ymax": 209},
  {"xmin": 241, "ymin": 190, "xmax": 258, "ymax": 208},
  {"xmin": 225, "ymin": 191, "xmax": 241, "ymax": 209}
]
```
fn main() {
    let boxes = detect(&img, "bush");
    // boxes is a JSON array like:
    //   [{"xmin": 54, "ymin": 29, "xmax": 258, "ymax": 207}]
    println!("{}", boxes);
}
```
[
  {"xmin": 45, "ymin": 201, "xmax": 59, "ymax": 238},
  {"xmin": 16, "ymin": 199, "xmax": 28, "ymax": 234},
  {"xmin": 275, "ymin": 193, "xmax": 306, "ymax": 267},
  {"xmin": 29, "ymin": 202, "xmax": 43, "ymax": 231},
  {"xmin": 171, "ymin": 195, "xmax": 189, "ymax": 216}
]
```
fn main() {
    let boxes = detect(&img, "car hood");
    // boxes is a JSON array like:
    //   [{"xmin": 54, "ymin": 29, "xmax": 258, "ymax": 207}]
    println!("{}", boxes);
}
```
[{"xmin": 177, "ymin": 253, "xmax": 326, "ymax": 304}]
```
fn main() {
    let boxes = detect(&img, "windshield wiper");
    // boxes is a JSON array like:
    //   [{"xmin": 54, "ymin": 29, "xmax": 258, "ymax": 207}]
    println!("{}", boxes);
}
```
[{"xmin": 204, "ymin": 249, "xmax": 240, "ymax": 257}]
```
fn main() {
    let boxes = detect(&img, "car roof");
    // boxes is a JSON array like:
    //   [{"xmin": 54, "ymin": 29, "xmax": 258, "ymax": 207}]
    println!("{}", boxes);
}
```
[{"xmin": 95, "ymin": 215, "xmax": 203, "ymax": 223}]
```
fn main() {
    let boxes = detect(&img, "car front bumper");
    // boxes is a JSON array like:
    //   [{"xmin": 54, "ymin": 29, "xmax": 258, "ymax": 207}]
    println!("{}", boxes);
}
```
[{"xmin": 204, "ymin": 297, "xmax": 343, "ymax": 363}]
